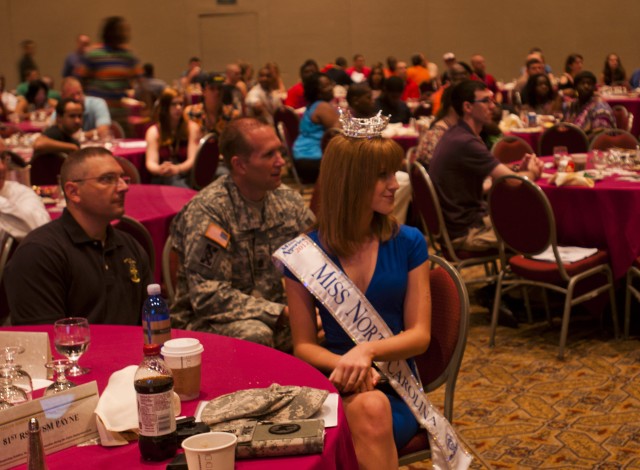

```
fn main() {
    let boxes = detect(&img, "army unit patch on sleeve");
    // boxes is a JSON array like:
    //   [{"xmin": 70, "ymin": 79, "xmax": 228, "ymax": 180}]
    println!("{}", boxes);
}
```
[{"xmin": 204, "ymin": 222, "xmax": 231, "ymax": 249}]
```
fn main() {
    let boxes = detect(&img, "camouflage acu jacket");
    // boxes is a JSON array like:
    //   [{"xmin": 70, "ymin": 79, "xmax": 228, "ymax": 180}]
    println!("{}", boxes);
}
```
[{"xmin": 170, "ymin": 175, "xmax": 315, "ymax": 331}]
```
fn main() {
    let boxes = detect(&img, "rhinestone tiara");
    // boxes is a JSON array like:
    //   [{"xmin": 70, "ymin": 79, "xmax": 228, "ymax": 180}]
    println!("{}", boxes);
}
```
[{"xmin": 339, "ymin": 108, "xmax": 390, "ymax": 139}]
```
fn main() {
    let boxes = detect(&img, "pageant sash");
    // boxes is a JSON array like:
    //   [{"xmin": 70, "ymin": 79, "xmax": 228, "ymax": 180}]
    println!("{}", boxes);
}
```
[{"xmin": 273, "ymin": 235, "xmax": 472, "ymax": 470}]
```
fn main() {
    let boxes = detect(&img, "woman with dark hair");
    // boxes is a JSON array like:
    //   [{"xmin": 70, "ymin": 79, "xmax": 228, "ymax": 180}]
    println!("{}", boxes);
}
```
[
  {"xmin": 278, "ymin": 130, "xmax": 432, "ymax": 469},
  {"xmin": 374, "ymin": 76, "xmax": 411, "ymax": 124},
  {"xmin": 367, "ymin": 63, "xmax": 385, "ymax": 100},
  {"xmin": 292, "ymin": 72, "xmax": 339, "ymax": 183},
  {"xmin": 564, "ymin": 71, "xmax": 615, "ymax": 136},
  {"xmin": 601, "ymin": 53, "xmax": 628, "ymax": 88},
  {"xmin": 14, "ymin": 80, "xmax": 56, "ymax": 120},
  {"xmin": 145, "ymin": 88, "xmax": 201, "ymax": 186},
  {"xmin": 522, "ymin": 73, "xmax": 562, "ymax": 115},
  {"xmin": 415, "ymin": 86, "xmax": 458, "ymax": 166},
  {"xmin": 558, "ymin": 53, "xmax": 583, "ymax": 95}
]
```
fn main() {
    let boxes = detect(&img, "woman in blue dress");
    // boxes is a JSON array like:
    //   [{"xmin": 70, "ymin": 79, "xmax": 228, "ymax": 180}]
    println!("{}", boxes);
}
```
[{"xmin": 284, "ymin": 131, "xmax": 432, "ymax": 469}]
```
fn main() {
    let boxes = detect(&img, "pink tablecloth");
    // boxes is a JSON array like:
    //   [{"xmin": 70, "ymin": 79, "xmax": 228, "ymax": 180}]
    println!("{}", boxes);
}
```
[
  {"xmin": 603, "ymin": 96, "xmax": 640, "ymax": 137},
  {"xmin": 112, "ymin": 139, "xmax": 150, "ymax": 183},
  {"xmin": 391, "ymin": 134, "xmax": 418, "ymax": 153},
  {"xmin": 507, "ymin": 129, "xmax": 542, "ymax": 154},
  {"xmin": 49, "ymin": 185, "xmax": 196, "ymax": 282},
  {"xmin": 3, "ymin": 325, "xmax": 357, "ymax": 470},
  {"xmin": 537, "ymin": 157, "xmax": 640, "ymax": 279}
]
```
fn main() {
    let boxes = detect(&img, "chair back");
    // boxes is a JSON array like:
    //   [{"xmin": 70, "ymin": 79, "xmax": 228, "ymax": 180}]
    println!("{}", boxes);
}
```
[
  {"xmin": 414, "ymin": 255, "xmax": 469, "ymax": 420},
  {"xmin": 612, "ymin": 104, "xmax": 632, "ymax": 132},
  {"xmin": 162, "ymin": 235, "xmax": 180, "ymax": 304},
  {"xmin": 491, "ymin": 135, "xmax": 534, "ymax": 164},
  {"xmin": 189, "ymin": 133, "xmax": 219, "ymax": 190},
  {"xmin": 409, "ymin": 162, "xmax": 451, "ymax": 257},
  {"xmin": 538, "ymin": 123, "xmax": 589, "ymax": 156},
  {"xmin": 589, "ymin": 128, "xmax": 638, "ymax": 150},
  {"xmin": 110, "ymin": 121, "xmax": 126, "ymax": 139},
  {"xmin": 489, "ymin": 175, "xmax": 570, "ymax": 280},
  {"xmin": 0, "ymin": 230, "xmax": 16, "ymax": 324},
  {"xmin": 405, "ymin": 146, "xmax": 418, "ymax": 173},
  {"xmin": 274, "ymin": 106, "xmax": 300, "ymax": 155},
  {"xmin": 114, "ymin": 156, "xmax": 141, "ymax": 184},
  {"xmin": 113, "ymin": 216, "xmax": 156, "ymax": 274},
  {"xmin": 30, "ymin": 152, "xmax": 67, "ymax": 186}
]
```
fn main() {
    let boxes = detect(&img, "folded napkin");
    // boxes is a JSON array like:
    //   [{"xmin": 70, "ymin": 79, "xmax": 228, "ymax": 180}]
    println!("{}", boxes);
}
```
[
  {"xmin": 94, "ymin": 365, "xmax": 181, "ymax": 447},
  {"xmin": 116, "ymin": 140, "xmax": 147, "ymax": 149},
  {"xmin": 548, "ymin": 172, "xmax": 595, "ymax": 188},
  {"xmin": 532, "ymin": 246, "xmax": 598, "ymax": 263}
]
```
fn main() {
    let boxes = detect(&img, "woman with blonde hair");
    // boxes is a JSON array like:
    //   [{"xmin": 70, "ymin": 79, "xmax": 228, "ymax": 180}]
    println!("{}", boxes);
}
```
[
  {"xmin": 145, "ymin": 87, "xmax": 201, "ymax": 186},
  {"xmin": 278, "ymin": 124, "xmax": 432, "ymax": 469}
]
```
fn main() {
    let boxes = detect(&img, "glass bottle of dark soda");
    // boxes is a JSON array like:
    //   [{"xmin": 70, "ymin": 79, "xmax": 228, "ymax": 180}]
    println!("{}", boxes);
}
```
[{"xmin": 134, "ymin": 343, "xmax": 177, "ymax": 461}]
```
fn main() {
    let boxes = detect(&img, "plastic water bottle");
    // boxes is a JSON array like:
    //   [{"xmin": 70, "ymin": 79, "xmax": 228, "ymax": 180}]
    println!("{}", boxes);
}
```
[
  {"xmin": 134, "ymin": 344, "xmax": 177, "ymax": 461},
  {"xmin": 142, "ymin": 284, "xmax": 171, "ymax": 346}
]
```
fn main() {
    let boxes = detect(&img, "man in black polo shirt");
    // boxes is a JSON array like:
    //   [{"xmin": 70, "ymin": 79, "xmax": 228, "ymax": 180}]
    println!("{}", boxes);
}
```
[
  {"xmin": 6, "ymin": 147, "xmax": 152, "ymax": 325},
  {"xmin": 33, "ymin": 98, "xmax": 83, "ymax": 155}
]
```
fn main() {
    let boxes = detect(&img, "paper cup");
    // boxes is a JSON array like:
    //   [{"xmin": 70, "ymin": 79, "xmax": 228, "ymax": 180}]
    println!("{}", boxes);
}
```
[
  {"xmin": 572, "ymin": 153, "xmax": 587, "ymax": 171},
  {"xmin": 161, "ymin": 338, "xmax": 204, "ymax": 401},
  {"xmin": 181, "ymin": 432, "xmax": 237, "ymax": 470}
]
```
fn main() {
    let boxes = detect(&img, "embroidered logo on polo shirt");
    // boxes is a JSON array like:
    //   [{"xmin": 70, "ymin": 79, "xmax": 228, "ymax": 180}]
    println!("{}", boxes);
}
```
[{"xmin": 123, "ymin": 258, "xmax": 141, "ymax": 283}]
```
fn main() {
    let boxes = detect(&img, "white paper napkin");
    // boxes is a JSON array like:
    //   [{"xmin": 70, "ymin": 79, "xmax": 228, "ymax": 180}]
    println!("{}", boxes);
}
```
[{"xmin": 532, "ymin": 246, "xmax": 598, "ymax": 263}]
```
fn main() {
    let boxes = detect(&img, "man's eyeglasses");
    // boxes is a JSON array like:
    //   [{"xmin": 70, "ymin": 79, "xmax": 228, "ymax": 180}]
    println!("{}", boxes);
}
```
[
  {"xmin": 71, "ymin": 173, "xmax": 131, "ymax": 186},
  {"xmin": 473, "ymin": 97, "xmax": 496, "ymax": 104}
]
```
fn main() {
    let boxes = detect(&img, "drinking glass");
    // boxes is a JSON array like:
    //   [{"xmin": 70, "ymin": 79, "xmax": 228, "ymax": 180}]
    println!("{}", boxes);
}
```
[
  {"xmin": 0, "ymin": 366, "xmax": 28, "ymax": 405},
  {"xmin": 553, "ymin": 146, "xmax": 569, "ymax": 168},
  {"xmin": 44, "ymin": 360, "xmax": 76, "ymax": 396},
  {"xmin": 592, "ymin": 150, "xmax": 607, "ymax": 173},
  {"xmin": 2, "ymin": 346, "xmax": 33, "ymax": 400},
  {"xmin": 54, "ymin": 317, "xmax": 91, "ymax": 376}
]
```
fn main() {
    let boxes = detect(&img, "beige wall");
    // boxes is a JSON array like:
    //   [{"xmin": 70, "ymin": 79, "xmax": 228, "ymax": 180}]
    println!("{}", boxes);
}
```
[{"xmin": 1, "ymin": 0, "xmax": 639, "ymax": 89}]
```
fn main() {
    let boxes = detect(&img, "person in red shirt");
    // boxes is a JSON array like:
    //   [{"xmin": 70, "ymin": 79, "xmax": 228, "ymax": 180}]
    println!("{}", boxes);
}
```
[
  {"xmin": 395, "ymin": 61, "xmax": 419, "ymax": 101},
  {"xmin": 284, "ymin": 59, "xmax": 318, "ymax": 109},
  {"xmin": 345, "ymin": 54, "xmax": 371, "ymax": 83},
  {"xmin": 471, "ymin": 54, "xmax": 499, "ymax": 98}
]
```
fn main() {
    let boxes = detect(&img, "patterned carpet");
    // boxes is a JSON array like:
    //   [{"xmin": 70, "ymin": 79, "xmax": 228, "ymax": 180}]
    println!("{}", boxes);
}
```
[{"xmin": 401, "ymin": 298, "xmax": 640, "ymax": 470}]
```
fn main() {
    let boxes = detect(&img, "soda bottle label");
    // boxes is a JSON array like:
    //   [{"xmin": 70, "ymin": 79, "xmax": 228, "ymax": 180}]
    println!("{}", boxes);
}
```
[
  {"xmin": 137, "ymin": 391, "xmax": 176, "ymax": 437},
  {"xmin": 143, "ymin": 318, "xmax": 172, "ymax": 345}
]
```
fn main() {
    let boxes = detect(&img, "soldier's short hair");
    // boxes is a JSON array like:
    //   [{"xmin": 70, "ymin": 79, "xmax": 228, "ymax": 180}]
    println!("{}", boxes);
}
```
[{"xmin": 219, "ymin": 118, "xmax": 271, "ymax": 169}]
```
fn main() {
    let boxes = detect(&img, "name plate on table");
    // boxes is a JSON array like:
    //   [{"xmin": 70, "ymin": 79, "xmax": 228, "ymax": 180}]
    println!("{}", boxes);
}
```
[
  {"xmin": 0, "ymin": 381, "xmax": 100, "ymax": 469},
  {"xmin": 0, "ymin": 332, "xmax": 52, "ymax": 380}
]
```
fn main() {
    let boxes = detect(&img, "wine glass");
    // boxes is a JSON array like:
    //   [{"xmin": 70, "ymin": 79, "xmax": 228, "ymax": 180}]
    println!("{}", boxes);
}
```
[
  {"xmin": 0, "ymin": 366, "xmax": 28, "ymax": 405},
  {"xmin": 44, "ymin": 360, "xmax": 76, "ymax": 396},
  {"xmin": 54, "ymin": 317, "xmax": 91, "ymax": 376},
  {"xmin": 2, "ymin": 346, "xmax": 33, "ymax": 401},
  {"xmin": 553, "ymin": 146, "xmax": 568, "ymax": 168}
]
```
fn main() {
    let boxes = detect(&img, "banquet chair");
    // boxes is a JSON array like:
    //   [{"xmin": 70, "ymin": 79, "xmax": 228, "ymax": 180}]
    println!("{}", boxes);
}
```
[
  {"xmin": 110, "ymin": 121, "xmax": 126, "ymax": 139},
  {"xmin": 538, "ymin": 123, "xmax": 589, "ymax": 156},
  {"xmin": 274, "ymin": 106, "xmax": 302, "ymax": 187},
  {"xmin": 488, "ymin": 175, "xmax": 618, "ymax": 359},
  {"xmin": 398, "ymin": 255, "xmax": 470, "ymax": 465},
  {"xmin": 491, "ymin": 135, "xmax": 535, "ymax": 164},
  {"xmin": 612, "ymin": 105, "xmax": 633, "ymax": 132},
  {"xmin": 189, "ymin": 133, "xmax": 220, "ymax": 190},
  {"xmin": 405, "ymin": 146, "xmax": 418, "ymax": 173},
  {"xmin": 113, "ymin": 216, "xmax": 156, "ymax": 274},
  {"xmin": 624, "ymin": 258, "xmax": 640, "ymax": 339},
  {"xmin": 162, "ymin": 235, "xmax": 180, "ymax": 305},
  {"xmin": 409, "ymin": 161, "xmax": 499, "ymax": 285},
  {"xmin": 589, "ymin": 129, "xmax": 638, "ymax": 151},
  {"xmin": 115, "ymin": 156, "xmax": 141, "ymax": 184},
  {"xmin": 0, "ymin": 230, "xmax": 17, "ymax": 325},
  {"xmin": 29, "ymin": 152, "xmax": 67, "ymax": 186}
]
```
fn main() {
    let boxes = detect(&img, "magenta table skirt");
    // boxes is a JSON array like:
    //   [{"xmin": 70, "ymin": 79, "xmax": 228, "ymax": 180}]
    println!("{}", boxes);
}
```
[
  {"xmin": 49, "ymin": 185, "xmax": 196, "ymax": 283},
  {"xmin": 537, "ymin": 157, "xmax": 640, "ymax": 279},
  {"xmin": 111, "ymin": 139, "xmax": 151, "ymax": 183},
  {"xmin": 2, "ymin": 325, "xmax": 358, "ymax": 470},
  {"xmin": 506, "ymin": 129, "xmax": 542, "ymax": 154}
]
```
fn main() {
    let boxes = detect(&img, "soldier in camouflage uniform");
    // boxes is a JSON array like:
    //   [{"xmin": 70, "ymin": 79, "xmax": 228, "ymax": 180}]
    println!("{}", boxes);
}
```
[{"xmin": 170, "ymin": 118, "xmax": 315, "ymax": 351}]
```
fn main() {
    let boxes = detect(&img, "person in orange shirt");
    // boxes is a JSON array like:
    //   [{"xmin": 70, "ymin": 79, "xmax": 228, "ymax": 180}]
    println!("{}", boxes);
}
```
[{"xmin": 406, "ymin": 53, "xmax": 431, "ymax": 88}]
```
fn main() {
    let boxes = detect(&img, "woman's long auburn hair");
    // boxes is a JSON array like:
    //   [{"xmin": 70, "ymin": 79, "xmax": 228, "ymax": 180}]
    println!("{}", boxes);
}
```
[
  {"xmin": 154, "ymin": 87, "xmax": 188, "ymax": 146},
  {"xmin": 316, "ymin": 134, "xmax": 403, "ymax": 258}
]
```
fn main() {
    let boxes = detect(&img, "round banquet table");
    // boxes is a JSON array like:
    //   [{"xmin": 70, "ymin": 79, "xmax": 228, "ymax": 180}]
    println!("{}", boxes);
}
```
[
  {"xmin": 48, "ymin": 185, "xmax": 197, "ymax": 283},
  {"xmin": 390, "ymin": 133, "xmax": 418, "ymax": 153},
  {"xmin": 110, "ymin": 139, "xmax": 151, "ymax": 183},
  {"xmin": 602, "ymin": 95, "xmax": 640, "ymax": 138},
  {"xmin": 535, "ymin": 156, "xmax": 640, "ymax": 279},
  {"xmin": 3, "ymin": 325, "xmax": 358, "ymax": 470}
]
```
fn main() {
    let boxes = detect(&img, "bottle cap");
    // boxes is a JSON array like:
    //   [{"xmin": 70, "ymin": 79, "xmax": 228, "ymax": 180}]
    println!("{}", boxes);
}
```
[
  {"xmin": 143, "ymin": 344, "xmax": 161, "ymax": 356},
  {"xmin": 147, "ymin": 284, "xmax": 161, "ymax": 295}
]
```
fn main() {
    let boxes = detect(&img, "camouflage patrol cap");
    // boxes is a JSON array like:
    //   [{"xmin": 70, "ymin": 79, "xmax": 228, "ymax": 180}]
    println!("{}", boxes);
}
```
[{"xmin": 201, "ymin": 383, "xmax": 329, "ymax": 425}]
